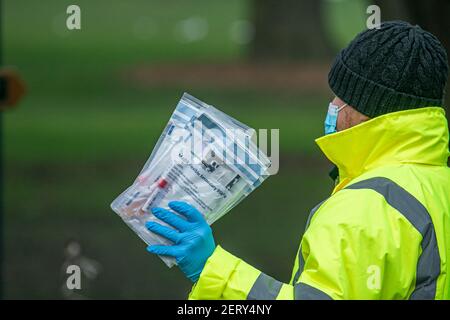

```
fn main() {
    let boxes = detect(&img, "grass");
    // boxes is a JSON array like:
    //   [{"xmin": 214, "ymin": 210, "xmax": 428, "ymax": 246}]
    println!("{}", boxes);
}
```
[{"xmin": 4, "ymin": 90, "xmax": 327, "ymax": 165}]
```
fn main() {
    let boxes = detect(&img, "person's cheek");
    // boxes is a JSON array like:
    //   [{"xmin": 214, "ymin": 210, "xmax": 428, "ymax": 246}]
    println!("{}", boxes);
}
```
[{"xmin": 336, "ymin": 109, "xmax": 347, "ymax": 132}]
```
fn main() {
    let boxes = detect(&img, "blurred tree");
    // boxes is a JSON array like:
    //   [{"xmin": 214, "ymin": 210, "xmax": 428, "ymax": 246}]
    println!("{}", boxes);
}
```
[
  {"xmin": 249, "ymin": 0, "xmax": 334, "ymax": 61},
  {"xmin": 375, "ymin": 0, "xmax": 450, "ymax": 165},
  {"xmin": 374, "ymin": 0, "xmax": 450, "ymax": 111}
]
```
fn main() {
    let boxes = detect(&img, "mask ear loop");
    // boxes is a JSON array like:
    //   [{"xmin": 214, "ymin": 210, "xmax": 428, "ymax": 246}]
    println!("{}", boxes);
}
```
[{"xmin": 338, "ymin": 103, "xmax": 348, "ymax": 112}]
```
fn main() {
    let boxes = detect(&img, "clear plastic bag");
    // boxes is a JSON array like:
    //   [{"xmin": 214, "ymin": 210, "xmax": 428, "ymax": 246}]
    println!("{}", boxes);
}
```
[{"xmin": 111, "ymin": 93, "xmax": 271, "ymax": 267}]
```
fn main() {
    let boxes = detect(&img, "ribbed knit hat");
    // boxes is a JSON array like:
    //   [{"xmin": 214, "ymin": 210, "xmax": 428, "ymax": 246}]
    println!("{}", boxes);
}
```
[{"xmin": 328, "ymin": 20, "xmax": 449, "ymax": 118}]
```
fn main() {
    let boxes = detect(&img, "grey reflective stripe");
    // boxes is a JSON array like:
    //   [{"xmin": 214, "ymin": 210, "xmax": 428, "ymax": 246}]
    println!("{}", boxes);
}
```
[
  {"xmin": 304, "ymin": 200, "xmax": 327, "ymax": 232},
  {"xmin": 346, "ymin": 177, "xmax": 440, "ymax": 300},
  {"xmin": 292, "ymin": 200, "xmax": 327, "ymax": 285},
  {"xmin": 247, "ymin": 273, "xmax": 283, "ymax": 300},
  {"xmin": 294, "ymin": 282, "xmax": 333, "ymax": 300},
  {"xmin": 291, "ymin": 247, "xmax": 305, "ymax": 286}
]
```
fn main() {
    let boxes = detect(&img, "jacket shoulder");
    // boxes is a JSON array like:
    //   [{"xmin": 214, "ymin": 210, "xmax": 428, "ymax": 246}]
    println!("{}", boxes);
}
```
[{"xmin": 307, "ymin": 182, "xmax": 422, "ymax": 242}]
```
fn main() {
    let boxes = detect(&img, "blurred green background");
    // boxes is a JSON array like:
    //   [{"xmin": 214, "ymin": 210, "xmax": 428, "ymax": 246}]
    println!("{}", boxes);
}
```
[{"xmin": 2, "ymin": 0, "xmax": 369, "ymax": 299}]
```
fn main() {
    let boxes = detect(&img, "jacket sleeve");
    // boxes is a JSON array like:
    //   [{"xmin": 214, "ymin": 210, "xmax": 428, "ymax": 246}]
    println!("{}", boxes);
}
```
[
  {"xmin": 188, "ymin": 245, "xmax": 295, "ymax": 300},
  {"xmin": 188, "ymin": 245, "xmax": 334, "ymax": 300}
]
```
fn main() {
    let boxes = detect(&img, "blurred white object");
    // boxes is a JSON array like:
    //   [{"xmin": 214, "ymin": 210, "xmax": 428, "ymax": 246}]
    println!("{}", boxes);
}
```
[
  {"xmin": 61, "ymin": 240, "xmax": 102, "ymax": 299},
  {"xmin": 175, "ymin": 16, "xmax": 209, "ymax": 42}
]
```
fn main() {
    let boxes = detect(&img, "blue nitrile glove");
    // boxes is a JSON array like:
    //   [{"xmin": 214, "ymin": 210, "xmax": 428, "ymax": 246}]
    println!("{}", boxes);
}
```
[{"xmin": 145, "ymin": 201, "xmax": 216, "ymax": 282}]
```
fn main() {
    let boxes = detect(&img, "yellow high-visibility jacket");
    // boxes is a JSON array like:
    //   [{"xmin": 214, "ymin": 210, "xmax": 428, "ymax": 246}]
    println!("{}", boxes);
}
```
[{"xmin": 189, "ymin": 107, "xmax": 450, "ymax": 300}]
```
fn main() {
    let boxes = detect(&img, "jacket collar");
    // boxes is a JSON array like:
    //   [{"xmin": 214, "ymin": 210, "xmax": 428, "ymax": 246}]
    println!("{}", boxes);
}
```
[{"xmin": 315, "ymin": 107, "xmax": 450, "ymax": 186}]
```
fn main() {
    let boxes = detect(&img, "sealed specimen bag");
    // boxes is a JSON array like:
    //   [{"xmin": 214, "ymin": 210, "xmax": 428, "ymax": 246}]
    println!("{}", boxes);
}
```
[{"xmin": 111, "ymin": 93, "xmax": 271, "ymax": 266}]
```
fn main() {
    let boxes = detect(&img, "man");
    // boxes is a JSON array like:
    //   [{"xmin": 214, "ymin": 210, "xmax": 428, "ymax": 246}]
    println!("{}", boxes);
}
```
[{"xmin": 146, "ymin": 21, "xmax": 450, "ymax": 299}]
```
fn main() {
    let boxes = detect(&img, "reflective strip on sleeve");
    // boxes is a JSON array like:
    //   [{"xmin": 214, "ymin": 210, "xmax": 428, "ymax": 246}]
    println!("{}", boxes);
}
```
[
  {"xmin": 292, "ymin": 200, "xmax": 326, "ymax": 285},
  {"xmin": 294, "ymin": 282, "xmax": 333, "ymax": 300},
  {"xmin": 247, "ymin": 273, "xmax": 283, "ymax": 300},
  {"xmin": 346, "ymin": 176, "xmax": 440, "ymax": 300}
]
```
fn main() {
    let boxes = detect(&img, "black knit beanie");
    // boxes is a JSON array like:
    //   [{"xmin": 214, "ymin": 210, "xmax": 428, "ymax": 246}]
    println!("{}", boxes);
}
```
[{"xmin": 328, "ymin": 20, "xmax": 449, "ymax": 118}]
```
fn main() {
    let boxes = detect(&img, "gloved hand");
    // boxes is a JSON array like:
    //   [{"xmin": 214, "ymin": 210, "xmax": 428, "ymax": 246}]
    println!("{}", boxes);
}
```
[{"xmin": 145, "ymin": 201, "xmax": 216, "ymax": 282}]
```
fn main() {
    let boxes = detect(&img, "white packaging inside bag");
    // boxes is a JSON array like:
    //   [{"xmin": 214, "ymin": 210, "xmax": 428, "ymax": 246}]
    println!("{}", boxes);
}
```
[{"xmin": 111, "ymin": 93, "xmax": 271, "ymax": 267}]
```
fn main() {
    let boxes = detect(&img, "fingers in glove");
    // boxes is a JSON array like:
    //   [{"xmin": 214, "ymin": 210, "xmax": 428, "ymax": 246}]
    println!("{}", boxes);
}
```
[
  {"xmin": 168, "ymin": 201, "xmax": 204, "ymax": 223},
  {"xmin": 151, "ymin": 207, "xmax": 190, "ymax": 232},
  {"xmin": 146, "ymin": 245, "xmax": 181, "ymax": 258},
  {"xmin": 145, "ymin": 221, "xmax": 182, "ymax": 244}
]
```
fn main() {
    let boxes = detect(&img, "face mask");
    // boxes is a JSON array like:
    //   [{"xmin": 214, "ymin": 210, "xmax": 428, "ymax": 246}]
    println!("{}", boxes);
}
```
[{"xmin": 324, "ymin": 103, "xmax": 347, "ymax": 135}]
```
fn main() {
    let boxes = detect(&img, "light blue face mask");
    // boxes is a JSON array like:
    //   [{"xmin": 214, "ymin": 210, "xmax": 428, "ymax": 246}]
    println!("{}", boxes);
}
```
[{"xmin": 324, "ymin": 102, "xmax": 347, "ymax": 135}]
